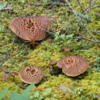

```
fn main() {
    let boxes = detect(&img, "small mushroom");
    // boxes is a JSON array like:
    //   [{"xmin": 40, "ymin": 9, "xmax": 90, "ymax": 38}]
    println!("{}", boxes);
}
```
[
  {"xmin": 56, "ymin": 56, "xmax": 89, "ymax": 77},
  {"xmin": 49, "ymin": 60, "xmax": 57, "ymax": 66},
  {"xmin": 49, "ymin": 60, "xmax": 62, "ymax": 75},
  {"xmin": 64, "ymin": 48, "xmax": 71, "ymax": 52},
  {"xmin": 19, "ymin": 66, "xmax": 44, "ymax": 84},
  {"xmin": 9, "ymin": 16, "xmax": 54, "ymax": 43},
  {"xmin": 60, "ymin": 46, "xmax": 74, "ymax": 52}
]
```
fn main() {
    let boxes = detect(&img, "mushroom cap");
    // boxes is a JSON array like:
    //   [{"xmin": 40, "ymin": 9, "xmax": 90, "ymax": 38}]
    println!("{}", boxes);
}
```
[
  {"xmin": 49, "ymin": 60, "xmax": 57, "ymax": 66},
  {"xmin": 9, "ymin": 16, "xmax": 53, "ymax": 42},
  {"xmin": 19, "ymin": 65, "xmax": 44, "ymax": 84},
  {"xmin": 56, "ymin": 56, "xmax": 89, "ymax": 77}
]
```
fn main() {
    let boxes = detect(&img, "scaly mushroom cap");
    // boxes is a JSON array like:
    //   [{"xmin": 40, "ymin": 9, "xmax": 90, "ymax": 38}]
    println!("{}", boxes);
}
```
[
  {"xmin": 9, "ymin": 16, "xmax": 53, "ymax": 42},
  {"xmin": 57, "ymin": 56, "xmax": 89, "ymax": 77},
  {"xmin": 19, "ymin": 66, "xmax": 44, "ymax": 84}
]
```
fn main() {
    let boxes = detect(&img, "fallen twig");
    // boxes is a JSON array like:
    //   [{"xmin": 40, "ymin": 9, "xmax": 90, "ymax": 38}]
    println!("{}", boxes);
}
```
[
  {"xmin": 1, "ymin": 7, "xmax": 13, "ymax": 11},
  {"xmin": 65, "ymin": 0, "xmax": 100, "ymax": 43},
  {"xmin": 88, "ymin": 0, "xmax": 92, "ymax": 19},
  {"xmin": 85, "ymin": 0, "xmax": 98, "ymax": 13},
  {"xmin": 81, "ymin": 34, "xmax": 97, "ymax": 43},
  {"xmin": 91, "ymin": 5, "xmax": 100, "ymax": 9},
  {"xmin": 29, "ymin": 2, "xmax": 68, "ymax": 7},
  {"xmin": 75, "ymin": 0, "xmax": 85, "ymax": 13}
]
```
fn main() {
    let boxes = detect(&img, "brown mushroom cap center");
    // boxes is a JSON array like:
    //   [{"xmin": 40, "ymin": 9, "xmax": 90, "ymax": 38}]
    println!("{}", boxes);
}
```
[
  {"xmin": 57, "ymin": 56, "xmax": 89, "ymax": 76},
  {"xmin": 26, "ymin": 68, "xmax": 35, "ymax": 75},
  {"xmin": 64, "ymin": 58, "xmax": 74, "ymax": 64}
]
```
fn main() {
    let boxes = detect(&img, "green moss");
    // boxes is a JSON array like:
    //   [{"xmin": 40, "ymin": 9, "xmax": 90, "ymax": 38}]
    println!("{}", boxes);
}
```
[
  {"xmin": 26, "ymin": 41, "xmax": 66, "ymax": 69},
  {"xmin": 0, "ymin": 72, "xmax": 22, "ymax": 92},
  {"xmin": 0, "ymin": 0, "xmax": 100, "ymax": 99},
  {"xmin": 34, "ymin": 73, "xmax": 100, "ymax": 100}
]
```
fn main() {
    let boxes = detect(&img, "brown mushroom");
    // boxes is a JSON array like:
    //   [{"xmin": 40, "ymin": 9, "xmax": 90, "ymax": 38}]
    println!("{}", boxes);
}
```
[
  {"xmin": 9, "ymin": 16, "xmax": 54, "ymax": 43},
  {"xmin": 64, "ymin": 47, "xmax": 71, "ymax": 52},
  {"xmin": 19, "ymin": 65, "xmax": 44, "ymax": 84},
  {"xmin": 49, "ymin": 60, "xmax": 57, "ymax": 66},
  {"xmin": 56, "ymin": 56, "xmax": 89, "ymax": 77}
]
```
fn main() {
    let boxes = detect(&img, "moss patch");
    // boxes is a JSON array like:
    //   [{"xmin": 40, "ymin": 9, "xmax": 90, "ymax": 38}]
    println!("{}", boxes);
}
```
[{"xmin": 0, "ymin": 0, "xmax": 100, "ymax": 100}]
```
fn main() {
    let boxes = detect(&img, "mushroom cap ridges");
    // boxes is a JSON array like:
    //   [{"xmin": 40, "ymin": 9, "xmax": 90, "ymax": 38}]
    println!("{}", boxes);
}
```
[
  {"xmin": 19, "ymin": 65, "xmax": 44, "ymax": 84},
  {"xmin": 57, "ymin": 56, "xmax": 89, "ymax": 77},
  {"xmin": 9, "ymin": 16, "xmax": 52, "ymax": 42}
]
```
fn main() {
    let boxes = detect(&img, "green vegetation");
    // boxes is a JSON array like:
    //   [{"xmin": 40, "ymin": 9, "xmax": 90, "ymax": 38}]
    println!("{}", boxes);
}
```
[
  {"xmin": 0, "ymin": 84, "xmax": 56, "ymax": 100},
  {"xmin": 0, "ymin": 0, "xmax": 100, "ymax": 100}
]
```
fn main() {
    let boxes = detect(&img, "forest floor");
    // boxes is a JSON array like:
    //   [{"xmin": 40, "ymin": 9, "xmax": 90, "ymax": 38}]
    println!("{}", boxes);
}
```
[{"xmin": 0, "ymin": 0, "xmax": 100, "ymax": 100}]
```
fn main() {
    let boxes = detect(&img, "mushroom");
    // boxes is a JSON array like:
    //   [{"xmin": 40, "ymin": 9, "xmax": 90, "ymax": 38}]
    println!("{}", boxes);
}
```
[
  {"xmin": 9, "ymin": 16, "xmax": 54, "ymax": 43},
  {"xmin": 19, "ymin": 65, "xmax": 44, "ymax": 84},
  {"xmin": 49, "ymin": 60, "xmax": 57, "ymax": 66},
  {"xmin": 56, "ymin": 56, "xmax": 89, "ymax": 77}
]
